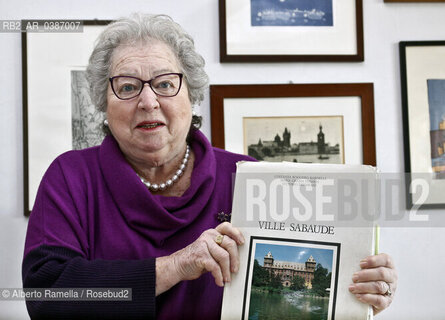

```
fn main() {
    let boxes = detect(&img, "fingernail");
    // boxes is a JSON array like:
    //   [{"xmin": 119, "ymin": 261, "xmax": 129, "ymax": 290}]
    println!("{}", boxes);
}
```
[
  {"xmin": 355, "ymin": 293, "xmax": 363, "ymax": 301},
  {"xmin": 352, "ymin": 273, "xmax": 359, "ymax": 282},
  {"xmin": 360, "ymin": 259, "xmax": 368, "ymax": 268},
  {"xmin": 348, "ymin": 285, "xmax": 356, "ymax": 293},
  {"xmin": 239, "ymin": 236, "xmax": 245, "ymax": 245}
]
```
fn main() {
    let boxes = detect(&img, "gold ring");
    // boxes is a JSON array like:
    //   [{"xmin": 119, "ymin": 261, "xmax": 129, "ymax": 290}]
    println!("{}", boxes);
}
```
[{"xmin": 215, "ymin": 234, "xmax": 224, "ymax": 245}]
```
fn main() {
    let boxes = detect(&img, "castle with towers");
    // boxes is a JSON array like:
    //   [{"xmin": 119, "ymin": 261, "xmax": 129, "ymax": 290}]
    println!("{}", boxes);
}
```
[
  {"xmin": 263, "ymin": 251, "xmax": 317, "ymax": 289},
  {"xmin": 248, "ymin": 125, "xmax": 339, "ymax": 160}
]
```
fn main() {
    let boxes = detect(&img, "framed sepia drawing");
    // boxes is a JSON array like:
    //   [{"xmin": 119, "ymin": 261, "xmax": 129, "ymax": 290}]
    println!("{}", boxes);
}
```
[
  {"xmin": 400, "ymin": 41, "xmax": 445, "ymax": 209},
  {"xmin": 219, "ymin": 0, "xmax": 364, "ymax": 62},
  {"xmin": 22, "ymin": 20, "xmax": 111, "ymax": 216},
  {"xmin": 210, "ymin": 83, "xmax": 376, "ymax": 166}
]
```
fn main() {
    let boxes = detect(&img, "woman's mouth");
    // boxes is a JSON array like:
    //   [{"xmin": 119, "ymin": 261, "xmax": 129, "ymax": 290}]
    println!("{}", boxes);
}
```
[{"xmin": 136, "ymin": 122, "xmax": 165, "ymax": 130}]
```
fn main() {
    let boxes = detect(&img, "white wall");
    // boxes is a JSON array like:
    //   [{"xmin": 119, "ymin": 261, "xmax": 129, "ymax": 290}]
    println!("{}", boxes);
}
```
[{"xmin": 1, "ymin": 0, "xmax": 444, "ymax": 319}]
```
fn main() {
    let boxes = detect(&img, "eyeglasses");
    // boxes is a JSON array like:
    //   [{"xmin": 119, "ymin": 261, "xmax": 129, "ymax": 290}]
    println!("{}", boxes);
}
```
[{"xmin": 109, "ymin": 73, "xmax": 183, "ymax": 100}]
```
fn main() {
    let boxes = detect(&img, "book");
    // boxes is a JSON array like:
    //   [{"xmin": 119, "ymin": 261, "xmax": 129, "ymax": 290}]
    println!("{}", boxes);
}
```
[{"xmin": 221, "ymin": 161, "xmax": 378, "ymax": 320}]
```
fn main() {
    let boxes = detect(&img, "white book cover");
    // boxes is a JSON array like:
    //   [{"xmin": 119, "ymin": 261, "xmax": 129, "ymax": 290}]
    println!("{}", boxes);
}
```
[{"xmin": 221, "ymin": 162, "xmax": 377, "ymax": 320}]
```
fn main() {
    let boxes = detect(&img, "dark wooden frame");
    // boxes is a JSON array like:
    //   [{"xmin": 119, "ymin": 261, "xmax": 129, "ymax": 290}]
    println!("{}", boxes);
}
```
[
  {"xmin": 219, "ymin": 0, "xmax": 364, "ymax": 62},
  {"xmin": 210, "ymin": 83, "xmax": 376, "ymax": 165},
  {"xmin": 399, "ymin": 41, "xmax": 445, "ymax": 209},
  {"xmin": 22, "ymin": 20, "xmax": 111, "ymax": 216}
]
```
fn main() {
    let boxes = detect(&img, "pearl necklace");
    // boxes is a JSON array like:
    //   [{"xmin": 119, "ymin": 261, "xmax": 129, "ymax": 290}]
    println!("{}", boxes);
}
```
[{"xmin": 137, "ymin": 145, "xmax": 190, "ymax": 192}]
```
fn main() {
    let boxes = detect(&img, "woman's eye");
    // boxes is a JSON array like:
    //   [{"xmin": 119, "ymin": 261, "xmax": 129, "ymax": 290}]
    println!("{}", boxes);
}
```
[
  {"xmin": 157, "ymin": 81, "xmax": 173, "ymax": 89},
  {"xmin": 121, "ymin": 84, "xmax": 136, "ymax": 92}
]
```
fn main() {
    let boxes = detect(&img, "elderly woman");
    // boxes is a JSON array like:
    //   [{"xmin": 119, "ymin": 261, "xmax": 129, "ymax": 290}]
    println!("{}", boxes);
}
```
[{"xmin": 22, "ymin": 14, "xmax": 396, "ymax": 319}]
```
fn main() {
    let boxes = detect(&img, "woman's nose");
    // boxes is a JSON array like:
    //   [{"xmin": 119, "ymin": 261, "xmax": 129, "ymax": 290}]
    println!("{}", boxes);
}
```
[{"xmin": 137, "ymin": 84, "xmax": 160, "ymax": 110}]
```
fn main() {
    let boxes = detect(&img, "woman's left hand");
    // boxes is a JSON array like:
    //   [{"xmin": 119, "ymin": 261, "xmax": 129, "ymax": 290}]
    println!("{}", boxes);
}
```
[{"xmin": 348, "ymin": 253, "xmax": 397, "ymax": 315}]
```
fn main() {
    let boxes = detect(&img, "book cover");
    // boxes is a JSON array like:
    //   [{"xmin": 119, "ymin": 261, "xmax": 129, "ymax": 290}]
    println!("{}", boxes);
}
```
[{"xmin": 221, "ymin": 162, "xmax": 377, "ymax": 320}]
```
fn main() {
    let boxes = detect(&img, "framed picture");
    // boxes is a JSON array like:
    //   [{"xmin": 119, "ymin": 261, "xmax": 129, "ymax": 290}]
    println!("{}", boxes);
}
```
[
  {"xmin": 210, "ymin": 83, "xmax": 376, "ymax": 166},
  {"xmin": 22, "ymin": 20, "xmax": 111, "ymax": 216},
  {"xmin": 400, "ymin": 41, "xmax": 445, "ymax": 209},
  {"xmin": 219, "ymin": 0, "xmax": 364, "ymax": 62}
]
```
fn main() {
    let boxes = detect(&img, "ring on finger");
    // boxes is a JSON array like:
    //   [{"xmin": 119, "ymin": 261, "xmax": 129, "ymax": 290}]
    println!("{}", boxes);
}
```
[
  {"xmin": 215, "ymin": 234, "xmax": 224, "ymax": 245},
  {"xmin": 384, "ymin": 283, "xmax": 392, "ymax": 297}
]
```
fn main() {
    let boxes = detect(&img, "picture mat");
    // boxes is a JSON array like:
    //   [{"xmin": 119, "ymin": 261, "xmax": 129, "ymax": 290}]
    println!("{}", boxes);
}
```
[
  {"xmin": 242, "ymin": 115, "xmax": 345, "ymax": 163},
  {"xmin": 405, "ymin": 45, "xmax": 445, "ymax": 205},
  {"xmin": 27, "ymin": 26, "xmax": 106, "ymax": 209},
  {"xmin": 226, "ymin": 0, "xmax": 357, "ymax": 55},
  {"xmin": 243, "ymin": 238, "xmax": 339, "ymax": 320},
  {"xmin": 223, "ymin": 96, "xmax": 362, "ymax": 164}
]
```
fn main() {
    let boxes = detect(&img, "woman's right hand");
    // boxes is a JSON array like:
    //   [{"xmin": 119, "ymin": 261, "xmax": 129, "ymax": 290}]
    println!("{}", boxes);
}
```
[{"xmin": 155, "ymin": 222, "xmax": 245, "ymax": 295}]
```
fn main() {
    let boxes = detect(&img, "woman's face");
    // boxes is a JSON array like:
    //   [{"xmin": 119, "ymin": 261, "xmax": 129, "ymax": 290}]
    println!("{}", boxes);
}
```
[{"xmin": 106, "ymin": 40, "xmax": 192, "ymax": 167}]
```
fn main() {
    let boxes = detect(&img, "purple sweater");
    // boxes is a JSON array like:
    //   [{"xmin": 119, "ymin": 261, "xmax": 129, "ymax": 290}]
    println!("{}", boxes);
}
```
[{"xmin": 22, "ymin": 130, "xmax": 253, "ymax": 319}]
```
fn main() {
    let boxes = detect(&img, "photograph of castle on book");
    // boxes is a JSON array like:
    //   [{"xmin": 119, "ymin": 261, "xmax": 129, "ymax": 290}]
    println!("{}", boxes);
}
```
[
  {"xmin": 243, "ymin": 116, "xmax": 344, "ymax": 164},
  {"xmin": 427, "ymin": 79, "xmax": 445, "ymax": 179},
  {"xmin": 245, "ymin": 238, "xmax": 339, "ymax": 320}
]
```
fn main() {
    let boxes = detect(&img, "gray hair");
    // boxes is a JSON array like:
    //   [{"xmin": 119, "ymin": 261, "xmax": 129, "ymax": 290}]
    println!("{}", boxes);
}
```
[{"xmin": 86, "ymin": 14, "xmax": 208, "ymax": 127}]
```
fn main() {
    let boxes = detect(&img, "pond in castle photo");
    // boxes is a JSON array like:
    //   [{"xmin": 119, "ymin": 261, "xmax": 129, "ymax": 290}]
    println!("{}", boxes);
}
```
[{"xmin": 249, "ymin": 289, "xmax": 329, "ymax": 320}]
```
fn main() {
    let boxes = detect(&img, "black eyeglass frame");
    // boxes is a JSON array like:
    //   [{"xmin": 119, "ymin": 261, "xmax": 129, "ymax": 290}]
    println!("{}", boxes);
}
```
[{"xmin": 109, "ymin": 72, "xmax": 183, "ymax": 100}]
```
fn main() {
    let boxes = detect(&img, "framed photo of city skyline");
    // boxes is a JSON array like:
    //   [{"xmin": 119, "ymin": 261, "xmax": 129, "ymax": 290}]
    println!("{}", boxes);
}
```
[
  {"xmin": 399, "ymin": 41, "xmax": 445, "ymax": 209},
  {"xmin": 243, "ymin": 116, "xmax": 345, "ymax": 164},
  {"xmin": 22, "ymin": 20, "xmax": 111, "ymax": 216},
  {"xmin": 210, "ymin": 83, "xmax": 376, "ymax": 166},
  {"xmin": 219, "ymin": 0, "xmax": 364, "ymax": 62},
  {"xmin": 242, "ymin": 237, "xmax": 340, "ymax": 320}
]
